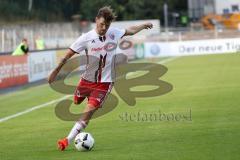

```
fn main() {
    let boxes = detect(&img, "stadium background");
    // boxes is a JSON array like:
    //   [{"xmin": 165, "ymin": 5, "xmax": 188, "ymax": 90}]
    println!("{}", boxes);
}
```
[{"xmin": 0, "ymin": 0, "xmax": 240, "ymax": 160}]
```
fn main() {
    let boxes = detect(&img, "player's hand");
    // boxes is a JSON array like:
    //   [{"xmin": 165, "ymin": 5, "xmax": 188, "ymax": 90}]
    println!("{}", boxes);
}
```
[
  {"xmin": 48, "ymin": 69, "xmax": 58, "ymax": 84},
  {"xmin": 143, "ymin": 22, "xmax": 153, "ymax": 29}
]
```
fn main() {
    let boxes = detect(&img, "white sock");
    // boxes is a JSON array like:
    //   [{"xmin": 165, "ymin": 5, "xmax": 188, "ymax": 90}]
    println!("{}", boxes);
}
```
[{"xmin": 67, "ymin": 121, "xmax": 87, "ymax": 144}]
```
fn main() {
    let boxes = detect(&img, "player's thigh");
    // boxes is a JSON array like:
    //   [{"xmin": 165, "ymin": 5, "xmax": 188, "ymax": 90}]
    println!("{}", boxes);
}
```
[{"xmin": 88, "ymin": 83, "xmax": 113, "ymax": 108}]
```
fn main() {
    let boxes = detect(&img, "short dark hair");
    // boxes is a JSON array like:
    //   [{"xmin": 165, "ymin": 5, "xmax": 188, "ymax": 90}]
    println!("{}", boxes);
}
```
[{"xmin": 96, "ymin": 6, "xmax": 117, "ymax": 22}]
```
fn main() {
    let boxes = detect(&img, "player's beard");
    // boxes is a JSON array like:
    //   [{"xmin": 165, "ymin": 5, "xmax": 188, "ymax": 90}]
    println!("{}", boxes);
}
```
[{"xmin": 100, "ymin": 30, "xmax": 107, "ymax": 35}]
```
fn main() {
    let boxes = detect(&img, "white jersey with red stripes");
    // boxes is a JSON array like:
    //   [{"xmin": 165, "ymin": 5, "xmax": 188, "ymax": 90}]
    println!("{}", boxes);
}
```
[{"xmin": 70, "ymin": 27, "xmax": 126, "ymax": 83}]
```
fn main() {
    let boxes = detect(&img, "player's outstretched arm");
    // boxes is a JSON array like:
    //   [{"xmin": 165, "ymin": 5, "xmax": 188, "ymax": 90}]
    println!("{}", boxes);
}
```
[
  {"xmin": 48, "ymin": 49, "xmax": 75, "ymax": 84},
  {"xmin": 124, "ymin": 22, "xmax": 153, "ymax": 36}
]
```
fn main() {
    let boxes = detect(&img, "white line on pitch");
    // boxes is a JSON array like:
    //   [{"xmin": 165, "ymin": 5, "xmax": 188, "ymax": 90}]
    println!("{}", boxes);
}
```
[{"xmin": 0, "ymin": 95, "xmax": 72, "ymax": 123}]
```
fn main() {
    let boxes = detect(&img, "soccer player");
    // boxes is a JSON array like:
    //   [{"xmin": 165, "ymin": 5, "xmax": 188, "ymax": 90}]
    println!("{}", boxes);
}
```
[{"xmin": 48, "ymin": 6, "xmax": 153, "ymax": 151}]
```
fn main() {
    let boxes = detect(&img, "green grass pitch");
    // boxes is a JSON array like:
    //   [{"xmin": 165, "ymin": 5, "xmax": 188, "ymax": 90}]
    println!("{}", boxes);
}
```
[{"xmin": 0, "ymin": 53, "xmax": 240, "ymax": 160}]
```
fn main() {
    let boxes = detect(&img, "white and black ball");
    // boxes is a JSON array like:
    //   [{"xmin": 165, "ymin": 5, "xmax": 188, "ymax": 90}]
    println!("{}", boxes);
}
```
[{"xmin": 74, "ymin": 132, "xmax": 94, "ymax": 151}]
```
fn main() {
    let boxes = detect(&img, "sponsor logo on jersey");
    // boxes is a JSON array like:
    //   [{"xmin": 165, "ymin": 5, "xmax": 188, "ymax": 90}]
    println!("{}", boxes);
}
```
[{"xmin": 91, "ymin": 43, "xmax": 116, "ymax": 52}]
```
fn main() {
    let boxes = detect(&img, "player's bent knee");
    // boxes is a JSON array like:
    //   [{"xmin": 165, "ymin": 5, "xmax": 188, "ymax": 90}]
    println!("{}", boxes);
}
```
[
  {"xmin": 74, "ymin": 99, "xmax": 80, "ymax": 105},
  {"xmin": 74, "ymin": 96, "xmax": 85, "ymax": 105},
  {"xmin": 88, "ymin": 99, "xmax": 101, "ymax": 109}
]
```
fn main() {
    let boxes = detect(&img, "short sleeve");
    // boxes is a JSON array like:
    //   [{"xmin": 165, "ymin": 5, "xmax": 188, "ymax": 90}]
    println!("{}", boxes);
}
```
[
  {"xmin": 112, "ymin": 28, "xmax": 126, "ymax": 40},
  {"xmin": 69, "ymin": 34, "xmax": 87, "ymax": 53}
]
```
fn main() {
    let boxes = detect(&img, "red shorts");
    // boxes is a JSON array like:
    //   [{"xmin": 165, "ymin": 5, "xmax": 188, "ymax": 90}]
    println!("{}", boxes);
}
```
[{"xmin": 74, "ymin": 78, "xmax": 113, "ymax": 108}]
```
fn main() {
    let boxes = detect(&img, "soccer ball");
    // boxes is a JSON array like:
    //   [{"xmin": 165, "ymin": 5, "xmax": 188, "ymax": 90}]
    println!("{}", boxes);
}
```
[{"xmin": 74, "ymin": 132, "xmax": 95, "ymax": 151}]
